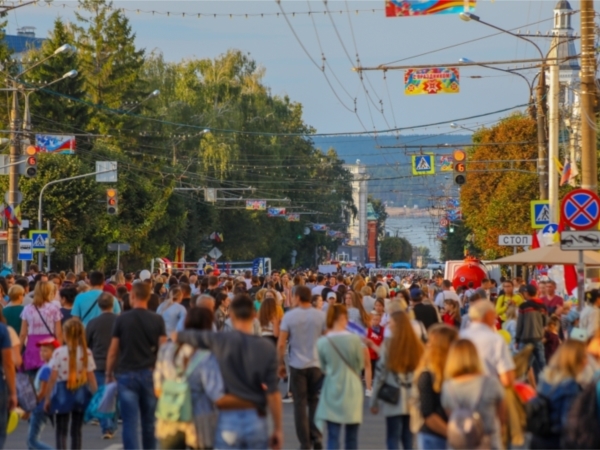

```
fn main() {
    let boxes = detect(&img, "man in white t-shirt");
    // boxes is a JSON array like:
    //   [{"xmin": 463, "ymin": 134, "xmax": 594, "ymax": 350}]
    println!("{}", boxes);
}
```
[
  {"xmin": 311, "ymin": 275, "xmax": 326, "ymax": 296},
  {"xmin": 434, "ymin": 280, "xmax": 462, "ymax": 308}
]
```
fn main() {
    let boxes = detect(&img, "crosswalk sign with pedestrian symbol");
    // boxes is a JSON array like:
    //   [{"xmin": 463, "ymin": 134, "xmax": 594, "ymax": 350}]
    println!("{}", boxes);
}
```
[
  {"xmin": 29, "ymin": 230, "xmax": 49, "ymax": 253},
  {"xmin": 530, "ymin": 200, "xmax": 551, "ymax": 229},
  {"xmin": 412, "ymin": 154, "xmax": 435, "ymax": 175}
]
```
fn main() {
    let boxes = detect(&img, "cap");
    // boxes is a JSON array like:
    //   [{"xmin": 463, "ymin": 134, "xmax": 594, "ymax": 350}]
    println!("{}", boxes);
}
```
[
  {"xmin": 326, "ymin": 292, "xmax": 337, "ymax": 299},
  {"xmin": 410, "ymin": 288, "xmax": 423, "ymax": 299},
  {"xmin": 36, "ymin": 337, "xmax": 60, "ymax": 349}
]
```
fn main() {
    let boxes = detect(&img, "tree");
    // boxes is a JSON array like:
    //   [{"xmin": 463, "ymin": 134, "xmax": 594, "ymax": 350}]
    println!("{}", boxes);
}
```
[
  {"xmin": 368, "ymin": 195, "xmax": 388, "ymax": 238},
  {"xmin": 461, "ymin": 113, "xmax": 538, "ymax": 259},
  {"xmin": 379, "ymin": 236, "xmax": 412, "ymax": 266}
]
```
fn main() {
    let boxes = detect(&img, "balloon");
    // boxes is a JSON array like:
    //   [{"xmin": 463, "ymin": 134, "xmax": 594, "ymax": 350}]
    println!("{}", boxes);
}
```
[
  {"xmin": 514, "ymin": 382, "xmax": 537, "ymax": 403},
  {"xmin": 7, "ymin": 410, "xmax": 18, "ymax": 434},
  {"xmin": 498, "ymin": 329, "xmax": 511, "ymax": 345},
  {"xmin": 139, "ymin": 270, "xmax": 151, "ymax": 281}
]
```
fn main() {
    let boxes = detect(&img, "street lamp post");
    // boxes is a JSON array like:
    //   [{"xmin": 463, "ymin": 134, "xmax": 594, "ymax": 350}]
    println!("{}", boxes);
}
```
[
  {"xmin": 459, "ymin": 12, "xmax": 548, "ymax": 201},
  {"xmin": 7, "ymin": 44, "xmax": 75, "ymax": 270}
]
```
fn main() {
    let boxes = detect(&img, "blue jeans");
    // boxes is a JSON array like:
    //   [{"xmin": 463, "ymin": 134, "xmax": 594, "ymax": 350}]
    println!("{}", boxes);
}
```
[
  {"xmin": 326, "ymin": 421, "xmax": 359, "ymax": 450},
  {"xmin": 417, "ymin": 432, "xmax": 446, "ymax": 450},
  {"xmin": 387, "ymin": 415, "xmax": 413, "ymax": 449},
  {"xmin": 529, "ymin": 341, "xmax": 546, "ymax": 382},
  {"xmin": 214, "ymin": 409, "xmax": 268, "ymax": 449},
  {"xmin": 27, "ymin": 409, "xmax": 52, "ymax": 450},
  {"xmin": 116, "ymin": 369, "xmax": 157, "ymax": 450},
  {"xmin": 94, "ymin": 371, "xmax": 116, "ymax": 434}
]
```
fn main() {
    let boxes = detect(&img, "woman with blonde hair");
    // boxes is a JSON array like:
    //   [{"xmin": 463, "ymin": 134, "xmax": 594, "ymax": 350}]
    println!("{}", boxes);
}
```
[
  {"xmin": 113, "ymin": 270, "xmax": 126, "ymax": 287},
  {"xmin": 530, "ymin": 339, "xmax": 586, "ymax": 449},
  {"xmin": 254, "ymin": 287, "xmax": 267, "ymax": 311},
  {"xmin": 371, "ymin": 311, "xmax": 424, "ymax": 449},
  {"xmin": 258, "ymin": 296, "xmax": 280, "ymax": 345},
  {"xmin": 414, "ymin": 324, "xmax": 458, "ymax": 450},
  {"xmin": 351, "ymin": 275, "xmax": 366, "ymax": 294},
  {"xmin": 315, "ymin": 305, "xmax": 365, "ymax": 449},
  {"xmin": 441, "ymin": 339, "xmax": 505, "ymax": 450},
  {"xmin": 344, "ymin": 291, "xmax": 370, "ymax": 329},
  {"xmin": 45, "ymin": 318, "xmax": 97, "ymax": 449},
  {"xmin": 20, "ymin": 281, "xmax": 63, "ymax": 373}
]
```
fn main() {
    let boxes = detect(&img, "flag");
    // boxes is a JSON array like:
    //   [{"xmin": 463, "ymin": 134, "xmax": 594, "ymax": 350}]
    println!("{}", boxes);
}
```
[
  {"xmin": 564, "ymin": 265, "xmax": 578, "ymax": 296},
  {"xmin": 554, "ymin": 157, "xmax": 564, "ymax": 175},
  {"xmin": 13, "ymin": 205, "xmax": 20, "ymax": 226},
  {"xmin": 210, "ymin": 232, "xmax": 224, "ymax": 243},
  {"xmin": 531, "ymin": 230, "xmax": 540, "ymax": 249},
  {"xmin": 560, "ymin": 159, "xmax": 579, "ymax": 186}
]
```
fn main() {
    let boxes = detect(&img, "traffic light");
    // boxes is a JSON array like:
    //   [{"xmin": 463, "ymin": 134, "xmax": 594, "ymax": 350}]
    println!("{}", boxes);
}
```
[
  {"xmin": 25, "ymin": 146, "xmax": 37, "ymax": 178},
  {"xmin": 106, "ymin": 189, "xmax": 118, "ymax": 215},
  {"xmin": 453, "ymin": 149, "xmax": 466, "ymax": 186}
]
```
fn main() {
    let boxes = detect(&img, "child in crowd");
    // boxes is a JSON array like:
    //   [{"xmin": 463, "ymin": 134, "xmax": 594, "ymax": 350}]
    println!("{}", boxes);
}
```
[
  {"xmin": 442, "ymin": 299, "xmax": 461, "ymax": 329},
  {"xmin": 28, "ymin": 337, "xmax": 60, "ymax": 450},
  {"xmin": 502, "ymin": 304, "xmax": 518, "ymax": 354},
  {"xmin": 544, "ymin": 316, "xmax": 561, "ymax": 364},
  {"xmin": 367, "ymin": 310, "xmax": 385, "ymax": 378}
]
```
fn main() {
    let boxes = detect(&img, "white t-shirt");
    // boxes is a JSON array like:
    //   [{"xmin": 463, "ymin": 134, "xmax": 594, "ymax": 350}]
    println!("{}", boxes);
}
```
[
  {"xmin": 50, "ymin": 346, "xmax": 96, "ymax": 382},
  {"xmin": 460, "ymin": 322, "xmax": 515, "ymax": 378},
  {"xmin": 435, "ymin": 290, "xmax": 462, "ymax": 308},
  {"xmin": 311, "ymin": 285, "xmax": 325, "ymax": 296}
]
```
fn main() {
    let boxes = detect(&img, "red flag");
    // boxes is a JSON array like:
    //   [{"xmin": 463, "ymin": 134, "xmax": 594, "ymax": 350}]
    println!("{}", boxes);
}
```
[
  {"xmin": 564, "ymin": 265, "xmax": 578, "ymax": 296},
  {"xmin": 531, "ymin": 230, "xmax": 540, "ymax": 249}
]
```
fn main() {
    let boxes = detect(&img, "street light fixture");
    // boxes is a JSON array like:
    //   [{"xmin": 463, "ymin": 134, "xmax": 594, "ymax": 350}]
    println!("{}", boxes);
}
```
[
  {"xmin": 125, "ymin": 89, "xmax": 160, "ymax": 113},
  {"xmin": 450, "ymin": 122, "xmax": 476, "ymax": 132}
]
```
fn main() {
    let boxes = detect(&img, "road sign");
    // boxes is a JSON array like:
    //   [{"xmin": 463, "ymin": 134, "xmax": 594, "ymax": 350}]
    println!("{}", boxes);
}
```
[
  {"xmin": 411, "ymin": 154, "xmax": 435, "ymax": 175},
  {"xmin": 542, "ymin": 223, "xmax": 559, "ymax": 235},
  {"xmin": 440, "ymin": 218, "xmax": 449, "ymax": 227},
  {"xmin": 208, "ymin": 247, "xmax": 222, "ymax": 260},
  {"xmin": 4, "ymin": 191, "xmax": 22, "ymax": 205},
  {"xmin": 29, "ymin": 230, "xmax": 48, "ymax": 252},
  {"xmin": 107, "ymin": 243, "xmax": 130, "ymax": 252},
  {"xmin": 18, "ymin": 239, "xmax": 33, "ymax": 261},
  {"xmin": 96, "ymin": 161, "xmax": 118, "ymax": 182},
  {"xmin": 560, "ymin": 230, "xmax": 600, "ymax": 250},
  {"xmin": 561, "ymin": 189, "xmax": 600, "ymax": 230},
  {"xmin": 530, "ymin": 200, "xmax": 551, "ymax": 229},
  {"xmin": 498, "ymin": 235, "xmax": 533, "ymax": 246}
]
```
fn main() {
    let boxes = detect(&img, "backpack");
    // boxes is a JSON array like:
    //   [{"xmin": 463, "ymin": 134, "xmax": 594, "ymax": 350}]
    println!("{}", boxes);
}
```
[
  {"xmin": 525, "ymin": 394, "xmax": 552, "ymax": 436},
  {"xmin": 155, "ymin": 350, "xmax": 207, "ymax": 423},
  {"xmin": 447, "ymin": 380, "xmax": 486, "ymax": 449},
  {"xmin": 563, "ymin": 378, "xmax": 600, "ymax": 449}
]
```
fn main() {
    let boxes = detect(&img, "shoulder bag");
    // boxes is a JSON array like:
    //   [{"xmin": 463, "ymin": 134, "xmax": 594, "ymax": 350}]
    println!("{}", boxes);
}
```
[
  {"xmin": 81, "ymin": 294, "xmax": 103, "ymax": 322},
  {"xmin": 34, "ymin": 306, "xmax": 55, "ymax": 337},
  {"xmin": 327, "ymin": 337, "xmax": 361, "ymax": 380}
]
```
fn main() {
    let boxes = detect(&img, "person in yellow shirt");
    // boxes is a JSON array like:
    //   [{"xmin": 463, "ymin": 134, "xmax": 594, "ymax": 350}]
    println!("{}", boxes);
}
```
[{"xmin": 496, "ymin": 280, "xmax": 524, "ymax": 322}]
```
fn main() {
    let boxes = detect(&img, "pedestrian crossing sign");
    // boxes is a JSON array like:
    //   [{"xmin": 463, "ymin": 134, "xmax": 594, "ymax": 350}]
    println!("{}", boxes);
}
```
[
  {"xmin": 29, "ymin": 229, "xmax": 49, "ymax": 252},
  {"xmin": 412, "ymin": 154, "xmax": 435, "ymax": 175},
  {"xmin": 530, "ymin": 200, "xmax": 551, "ymax": 229}
]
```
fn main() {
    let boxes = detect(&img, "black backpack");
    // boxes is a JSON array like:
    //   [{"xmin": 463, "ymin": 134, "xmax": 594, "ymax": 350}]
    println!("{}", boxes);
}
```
[
  {"xmin": 563, "ymin": 379, "xmax": 600, "ymax": 449},
  {"xmin": 525, "ymin": 394, "xmax": 552, "ymax": 436}
]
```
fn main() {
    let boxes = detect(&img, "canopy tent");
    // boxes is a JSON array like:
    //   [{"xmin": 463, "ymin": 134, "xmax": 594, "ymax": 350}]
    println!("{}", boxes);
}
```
[{"xmin": 492, "ymin": 244, "xmax": 600, "ymax": 266}]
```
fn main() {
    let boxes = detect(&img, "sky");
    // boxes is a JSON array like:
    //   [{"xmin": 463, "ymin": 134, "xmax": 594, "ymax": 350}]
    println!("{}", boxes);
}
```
[{"xmin": 3, "ymin": 0, "xmax": 583, "ymax": 136}]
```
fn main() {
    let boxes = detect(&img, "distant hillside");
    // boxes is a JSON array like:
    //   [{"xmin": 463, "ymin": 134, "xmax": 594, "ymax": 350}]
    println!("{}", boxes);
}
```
[{"xmin": 313, "ymin": 134, "xmax": 472, "ymax": 207}]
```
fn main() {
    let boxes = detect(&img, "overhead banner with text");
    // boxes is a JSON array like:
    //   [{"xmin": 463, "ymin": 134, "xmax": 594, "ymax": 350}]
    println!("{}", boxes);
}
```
[
  {"xmin": 246, "ymin": 200, "xmax": 267, "ymax": 211},
  {"xmin": 385, "ymin": 0, "xmax": 476, "ymax": 17},
  {"xmin": 267, "ymin": 207, "xmax": 286, "ymax": 217},
  {"xmin": 35, "ymin": 134, "xmax": 76, "ymax": 154},
  {"xmin": 405, "ymin": 67, "xmax": 460, "ymax": 95}
]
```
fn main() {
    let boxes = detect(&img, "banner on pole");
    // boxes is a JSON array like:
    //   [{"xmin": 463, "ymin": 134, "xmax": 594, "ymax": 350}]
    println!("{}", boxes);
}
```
[
  {"xmin": 35, "ymin": 134, "xmax": 76, "ymax": 154},
  {"xmin": 313, "ymin": 224, "xmax": 328, "ymax": 231},
  {"xmin": 405, "ymin": 67, "xmax": 460, "ymax": 95},
  {"xmin": 440, "ymin": 154, "xmax": 453, "ymax": 172},
  {"xmin": 246, "ymin": 200, "xmax": 267, "ymax": 210},
  {"xmin": 267, "ymin": 207, "xmax": 286, "ymax": 217},
  {"xmin": 286, "ymin": 214, "xmax": 300, "ymax": 222},
  {"xmin": 385, "ymin": 0, "xmax": 476, "ymax": 17}
]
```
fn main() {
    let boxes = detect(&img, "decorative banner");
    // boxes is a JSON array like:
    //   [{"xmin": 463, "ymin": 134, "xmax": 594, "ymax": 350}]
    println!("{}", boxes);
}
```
[
  {"xmin": 286, "ymin": 213, "xmax": 300, "ymax": 222},
  {"xmin": 447, "ymin": 209, "xmax": 463, "ymax": 221},
  {"xmin": 246, "ymin": 200, "xmax": 267, "ymax": 210},
  {"xmin": 439, "ymin": 154, "xmax": 453, "ymax": 172},
  {"xmin": 404, "ymin": 67, "xmax": 460, "ymax": 96},
  {"xmin": 386, "ymin": 0, "xmax": 476, "ymax": 17},
  {"xmin": 267, "ymin": 207, "xmax": 286, "ymax": 217},
  {"xmin": 313, "ymin": 224, "xmax": 329, "ymax": 231},
  {"xmin": 446, "ymin": 198, "xmax": 460, "ymax": 209},
  {"xmin": 35, "ymin": 134, "xmax": 76, "ymax": 154},
  {"xmin": 412, "ymin": 154, "xmax": 435, "ymax": 175}
]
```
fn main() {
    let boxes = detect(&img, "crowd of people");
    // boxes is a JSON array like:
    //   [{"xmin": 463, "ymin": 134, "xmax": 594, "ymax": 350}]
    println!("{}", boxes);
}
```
[{"xmin": 0, "ymin": 265, "xmax": 599, "ymax": 449}]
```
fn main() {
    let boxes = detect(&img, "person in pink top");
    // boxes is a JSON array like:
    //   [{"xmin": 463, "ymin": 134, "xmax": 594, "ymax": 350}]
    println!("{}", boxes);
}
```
[{"xmin": 541, "ymin": 280, "xmax": 564, "ymax": 314}]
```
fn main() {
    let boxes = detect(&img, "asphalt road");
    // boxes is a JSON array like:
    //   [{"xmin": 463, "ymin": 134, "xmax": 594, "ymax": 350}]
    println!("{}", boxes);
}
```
[{"xmin": 5, "ymin": 389, "xmax": 387, "ymax": 449}]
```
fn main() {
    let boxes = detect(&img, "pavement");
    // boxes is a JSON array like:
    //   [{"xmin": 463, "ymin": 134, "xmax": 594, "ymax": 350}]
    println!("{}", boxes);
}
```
[{"xmin": 5, "ymin": 389, "xmax": 386, "ymax": 449}]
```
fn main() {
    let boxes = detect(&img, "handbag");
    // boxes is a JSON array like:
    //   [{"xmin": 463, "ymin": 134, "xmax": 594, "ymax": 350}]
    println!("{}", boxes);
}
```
[
  {"xmin": 377, "ymin": 380, "xmax": 400, "ymax": 405},
  {"xmin": 16, "ymin": 372, "xmax": 38, "ymax": 412},
  {"xmin": 50, "ymin": 381, "xmax": 92, "ymax": 414}
]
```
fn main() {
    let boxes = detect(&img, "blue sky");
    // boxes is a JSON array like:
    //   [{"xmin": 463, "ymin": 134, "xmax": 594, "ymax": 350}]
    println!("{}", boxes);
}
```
[{"xmin": 7, "ymin": 0, "xmax": 577, "ymax": 135}]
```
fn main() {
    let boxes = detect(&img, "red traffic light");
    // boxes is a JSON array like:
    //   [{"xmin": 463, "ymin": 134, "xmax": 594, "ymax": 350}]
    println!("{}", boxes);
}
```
[
  {"xmin": 26, "ymin": 156, "xmax": 36, "ymax": 165},
  {"xmin": 108, "ymin": 198, "xmax": 116, "ymax": 206}
]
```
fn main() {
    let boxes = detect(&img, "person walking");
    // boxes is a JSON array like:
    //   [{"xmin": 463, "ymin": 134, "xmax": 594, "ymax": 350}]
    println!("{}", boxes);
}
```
[
  {"xmin": 441, "ymin": 339, "xmax": 506, "ymax": 450},
  {"xmin": 86, "ymin": 293, "xmax": 118, "ymax": 439},
  {"xmin": 370, "ymin": 311, "xmax": 424, "ymax": 450},
  {"xmin": 495, "ymin": 280, "xmax": 524, "ymax": 323},
  {"xmin": 105, "ymin": 282, "xmax": 167, "ymax": 450},
  {"xmin": 72, "ymin": 272, "xmax": 121, "ymax": 327},
  {"xmin": 278, "ymin": 285, "xmax": 326, "ymax": 450},
  {"xmin": 415, "ymin": 324, "xmax": 458, "ymax": 450},
  {"xmin": 20, "ymin": 282, "xmax": 63, "ymax": 374},
  {"xmin": 178, "ymin": 294, "xmax": 283, "ymax": 450},
  {"xmin": 315, "ymin": 304, "xmax": 365, "ymax": 449},
  {"xmin": 517, "ymin": 284, "xmax": 548, "ymax": 381},
  {"xmin": 44, "ymin": 319, "xmax": 98, "ymax": 450},
  {"xmin": 157, "ymin": 286, "xmax": 187, "ymax": 340},
  {"xmin": 530, "ymin": 339, "xmax": 586, "ymax": 449},
  {"xmin": 259, "ymin": 296, "xmax": 280, "ymax": 345}
]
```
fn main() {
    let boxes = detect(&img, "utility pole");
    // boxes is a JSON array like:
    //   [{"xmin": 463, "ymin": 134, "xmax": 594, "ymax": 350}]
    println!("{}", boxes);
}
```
[
  {"xmin": 536, "ymin": 69, "xmax": 548, "ymax": 200},
  {"xmin": 7, "ymin": 83, "xmax": 20, "ymax": 270},
  {"xmin": 548, "ymin": 36, "xmax": 560, "ymax": 222},
  {"xmin": 580, "ymin": 0, "xmax": 597, "ymax": 192}
]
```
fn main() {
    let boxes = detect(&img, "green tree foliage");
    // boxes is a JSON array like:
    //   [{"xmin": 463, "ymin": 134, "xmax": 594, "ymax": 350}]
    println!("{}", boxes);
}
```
[
  {"xmin": 368, "ymin": 195, "xmax": 388, "ymax": 238},
  {"xmin": 379, "ymin": 236, "xmax": 412, "ymax": 266}
]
